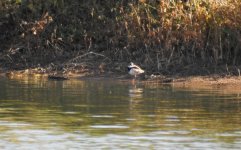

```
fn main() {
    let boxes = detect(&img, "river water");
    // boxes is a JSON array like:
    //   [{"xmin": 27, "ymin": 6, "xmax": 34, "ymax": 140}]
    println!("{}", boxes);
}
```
[{"xmin": 0, "ymin": 77, "xmax": 240, "ymax": 149}]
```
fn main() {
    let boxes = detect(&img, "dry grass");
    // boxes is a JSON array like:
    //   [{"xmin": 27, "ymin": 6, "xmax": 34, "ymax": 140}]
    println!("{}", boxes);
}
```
[
  {"xmin": 120, "ymin": 0, "xmax": 241, "ymax": 69},
  {"xmin": 0, "ymin": 0, "xmax": 240, "ymax": 75}
]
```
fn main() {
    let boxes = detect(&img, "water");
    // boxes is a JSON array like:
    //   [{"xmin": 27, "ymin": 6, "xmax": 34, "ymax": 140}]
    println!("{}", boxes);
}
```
[{"xmin": 0, "ymin": 76, "xmax": 240, "ymax": 149}]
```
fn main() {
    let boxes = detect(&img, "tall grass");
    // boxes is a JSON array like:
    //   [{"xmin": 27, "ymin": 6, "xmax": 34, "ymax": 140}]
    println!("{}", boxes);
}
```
[
  {"xmin": 0, "ymin": 0, "xmax": 240, "ymax": 74},
  {"xmin": 116, "ymin": 0, "xmax": 241, "ymax": 72}
]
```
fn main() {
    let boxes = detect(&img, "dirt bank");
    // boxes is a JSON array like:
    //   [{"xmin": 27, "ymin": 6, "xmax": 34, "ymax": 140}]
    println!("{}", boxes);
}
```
[
  {"xmin": 2, "ymin": 66, "xmax": 241, "ymax": 95},
  {"xmin": 1, "ymin": 66, "xmax": 241, "ymax": 85}
]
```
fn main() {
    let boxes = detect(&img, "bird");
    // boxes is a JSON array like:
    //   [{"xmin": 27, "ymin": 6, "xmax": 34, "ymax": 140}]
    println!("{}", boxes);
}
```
[{"xmin": 128, "ymin": 62, "xmax": 145, "ymax": 78}]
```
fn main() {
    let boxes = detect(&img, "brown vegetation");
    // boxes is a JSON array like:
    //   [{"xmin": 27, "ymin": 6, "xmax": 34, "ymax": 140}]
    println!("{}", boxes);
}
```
[{"xmin": 0, "ymin": 0, "xmax": 241, "ymax": 76}]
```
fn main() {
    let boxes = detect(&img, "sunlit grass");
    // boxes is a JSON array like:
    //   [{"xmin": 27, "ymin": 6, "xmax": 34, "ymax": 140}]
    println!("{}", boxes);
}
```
[{"xmin": 1, "ymin": 0, "xmax": 240, "ymax": 72}]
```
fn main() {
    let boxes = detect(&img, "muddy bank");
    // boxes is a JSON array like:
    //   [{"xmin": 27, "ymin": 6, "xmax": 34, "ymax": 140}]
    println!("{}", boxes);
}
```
[
  {"xmin": 1, "ymin": 67, "xmax": 241, "ymax": 85},
  {"xmin": 2, "ymin": 65, "xmax": 241, "ymax": 95}
]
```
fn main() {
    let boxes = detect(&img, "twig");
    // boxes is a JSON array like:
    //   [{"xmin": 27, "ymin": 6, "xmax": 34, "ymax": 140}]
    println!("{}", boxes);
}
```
[
  {"xmin": 66, "ymin": 51, "xmax": 111, "ymax": 64},
  {"xmin": 237, "ymin": 68, "xmax": 240, "ymax": 77},
  {"xmin": 157, "ymin": 53, "xmax": 160, "ymax": 71},
  {"xmin": 5, "ymin": 54, "xmax": 13, "ymax": 62},
  {"xmin": 226, "ymin": 64, "xmax": 230, "ymax": 75}
]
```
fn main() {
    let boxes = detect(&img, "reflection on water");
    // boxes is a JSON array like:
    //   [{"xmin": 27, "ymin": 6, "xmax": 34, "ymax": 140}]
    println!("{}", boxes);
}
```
[
  {"xmin": 0, "ymin": 77, "xmax": 240, "ymax": 149},
  {"xmin": 128, "ymin": 85, "xmax": 143, "ymax": 100}
]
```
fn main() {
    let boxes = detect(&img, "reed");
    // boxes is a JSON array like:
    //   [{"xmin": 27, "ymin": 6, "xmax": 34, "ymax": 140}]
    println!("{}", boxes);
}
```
[{"xmin": 116, "ymin": 0, "xmax": 241, "ymax": 71}]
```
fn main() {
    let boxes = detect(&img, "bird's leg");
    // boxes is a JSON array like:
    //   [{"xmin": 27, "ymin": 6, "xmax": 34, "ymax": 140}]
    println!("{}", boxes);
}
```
[
  {"xmin": 131, "ymin": 75, "xmax": 136, "ymax": 84},
  {"xmin": 131, "ymin": 78, "xmax": 135, "ymax": 84}
]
